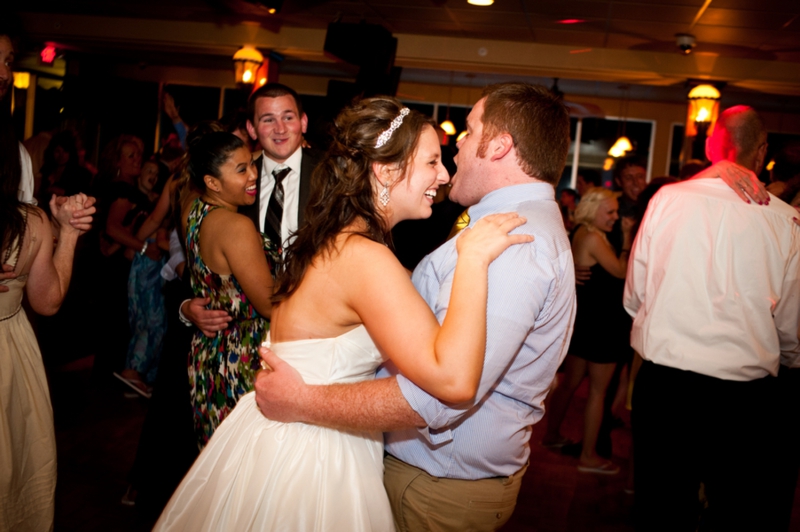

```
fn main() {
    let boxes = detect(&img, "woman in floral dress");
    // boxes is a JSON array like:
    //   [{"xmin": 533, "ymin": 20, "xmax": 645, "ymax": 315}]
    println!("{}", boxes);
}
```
[{"xmin": 180, "ymin": 132, "xmax": 279, "ymax": 448}]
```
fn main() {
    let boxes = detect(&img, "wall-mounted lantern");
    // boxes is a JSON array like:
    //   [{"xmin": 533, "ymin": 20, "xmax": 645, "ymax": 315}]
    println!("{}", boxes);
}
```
[
  {"xmin": 13, "ymin": 71, "xmax": 30, "ymax": 90},
  {"xmin": 233, "ymin": 45, "xmax": 264, "ymax": 85},
  {"xmin": 684, "ymin": 84, "xmax": 721, "ymax": 162}
]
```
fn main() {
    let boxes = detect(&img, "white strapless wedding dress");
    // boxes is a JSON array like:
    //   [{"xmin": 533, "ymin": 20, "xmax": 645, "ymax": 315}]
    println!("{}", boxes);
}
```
[{"xmin": 154, "ymin": 325, "xmax": 394, "ymax": 531}]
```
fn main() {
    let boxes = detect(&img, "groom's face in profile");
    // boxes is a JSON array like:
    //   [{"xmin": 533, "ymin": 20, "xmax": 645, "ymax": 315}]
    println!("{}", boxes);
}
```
[{"xmin": 450, "ymin": 98, "xmax": 489, "ymax": 208}]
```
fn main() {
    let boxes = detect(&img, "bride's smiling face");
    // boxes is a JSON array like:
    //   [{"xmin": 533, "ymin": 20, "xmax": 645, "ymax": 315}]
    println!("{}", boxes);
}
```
[{"xmin": 381, "ymin": 125, "xmax": 449, "ymax": 227}]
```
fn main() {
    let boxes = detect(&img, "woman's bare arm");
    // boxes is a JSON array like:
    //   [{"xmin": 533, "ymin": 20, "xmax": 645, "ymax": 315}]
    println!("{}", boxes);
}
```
[
  {"xmin": 106, "ymin": 198, "xmax": 145, "ymax": 251},
  {"xmin": 204, "ymin": 211, "xmax": 274, "ymax": 319},
  {"xmin": 136, "ymin": 176, "xmax": 176, "ymax": 241},
  {"xmin": 583, "ymin": 220, "xmax": 633, "ymax": 279},
  {"xmin": 346, "ymin": 213, "xmax": 532, "ymax": 404},
  {"xmin": 25, "ymin": 198, "xmax": 84, "ymax": 315}
]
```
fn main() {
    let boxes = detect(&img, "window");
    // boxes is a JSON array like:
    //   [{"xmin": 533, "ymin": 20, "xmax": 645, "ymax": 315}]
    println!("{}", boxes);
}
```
[{"xmin": 557, "ymin": 116, "xmax": 655, "ymax": 193}]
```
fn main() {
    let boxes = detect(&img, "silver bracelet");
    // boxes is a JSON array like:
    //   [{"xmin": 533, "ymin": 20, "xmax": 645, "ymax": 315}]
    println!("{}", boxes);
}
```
[{"xmin": 139, "ymin": 241, "xmax": 149, "ymax": 255}]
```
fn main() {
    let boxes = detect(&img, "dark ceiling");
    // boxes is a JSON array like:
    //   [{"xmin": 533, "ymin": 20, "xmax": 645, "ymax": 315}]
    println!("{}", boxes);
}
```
[
  {"xmin": 23, "ymin": 0, "xmax": 800, "ymax": 63},
  {"xmin": 16, "ymin": 1, "xmax": 800, "ymax": 113}
]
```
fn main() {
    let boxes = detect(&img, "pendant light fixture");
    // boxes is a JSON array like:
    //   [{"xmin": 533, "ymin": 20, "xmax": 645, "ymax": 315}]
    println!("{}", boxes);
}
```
[
  {"xmin": 608, "ymin": 85, "xmax": 632, "ymax": 158},
  {"xmin": 440, "ymin": 72, "xmax": 457, "ymax": 136},
  {"xmin": 440, "ymin": 119, "xmax": 456, "ymax": 136},
  {"xmin": 608, "ymin": 136, "xmax": 633, "ymax": 158}
]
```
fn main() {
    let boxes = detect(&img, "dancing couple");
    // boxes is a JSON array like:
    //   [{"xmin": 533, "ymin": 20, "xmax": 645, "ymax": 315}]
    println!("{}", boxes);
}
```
[{"xmin": 156, "ymin": 83, "xmax": 578, "ymax": 531}]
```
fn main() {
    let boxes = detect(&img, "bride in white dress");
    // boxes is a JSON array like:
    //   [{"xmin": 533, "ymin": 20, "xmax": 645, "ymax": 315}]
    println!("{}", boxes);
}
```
[{"xmin": 155, "ymin": 97, "xmax": 532, "ymax": 531}]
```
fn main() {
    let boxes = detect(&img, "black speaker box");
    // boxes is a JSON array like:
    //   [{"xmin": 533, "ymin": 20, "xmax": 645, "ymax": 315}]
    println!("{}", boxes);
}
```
[{"xmin": 324, "ymin": 22, "xmax": 397, "ymax": 76}]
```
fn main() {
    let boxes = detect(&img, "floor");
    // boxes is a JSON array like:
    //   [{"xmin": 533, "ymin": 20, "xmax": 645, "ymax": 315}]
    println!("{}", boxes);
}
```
[{"xmin": 48, "ymin": 356, "xmax": 800, "ymax": 532}]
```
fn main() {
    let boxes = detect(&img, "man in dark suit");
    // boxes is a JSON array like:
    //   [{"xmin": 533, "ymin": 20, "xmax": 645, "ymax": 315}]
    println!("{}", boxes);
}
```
[
  {"xmin": 239, "ymin": 83, "xmax": 323, "ymax": 241},
  {"xmin": 180, "ymin": 83, "xmax": 322, "ymax": 334}
]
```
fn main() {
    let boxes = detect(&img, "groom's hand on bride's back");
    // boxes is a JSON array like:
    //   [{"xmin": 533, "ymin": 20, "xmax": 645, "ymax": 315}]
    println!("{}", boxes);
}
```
[{"xmin": 255, "ymin": 347, "xmax": 307, "ymax": 422}]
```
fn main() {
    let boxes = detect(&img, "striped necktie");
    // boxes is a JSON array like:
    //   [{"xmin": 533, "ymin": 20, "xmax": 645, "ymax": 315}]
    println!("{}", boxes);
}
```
[{"xmin": 264, "ymin": 166, "xmax": 291, "ymax": 250}]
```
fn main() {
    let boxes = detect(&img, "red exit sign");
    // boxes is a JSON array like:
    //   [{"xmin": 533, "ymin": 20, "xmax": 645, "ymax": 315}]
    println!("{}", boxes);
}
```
[{"xmin": 40, "ymin": 44, "xmax": 56, "ymax": 65}]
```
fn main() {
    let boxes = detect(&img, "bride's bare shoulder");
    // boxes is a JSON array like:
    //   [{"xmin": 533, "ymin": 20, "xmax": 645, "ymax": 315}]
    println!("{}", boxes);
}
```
[
  {"xmin": 335, "ymin": 232, "xmax": 397, "ymax": 265},
  {"xmin": 312, "ymin": 232, "xmax": 405, "ymax": 291}
]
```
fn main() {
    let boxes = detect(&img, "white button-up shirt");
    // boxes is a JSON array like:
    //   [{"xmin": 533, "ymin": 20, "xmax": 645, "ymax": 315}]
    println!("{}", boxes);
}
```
[
  {"xmin": 623, "ymin": 178, "xmax": 800, "ymax": 381},
  {"xmin": 258, "ymin": 147, "xmax": 303, "ymax": 249}
]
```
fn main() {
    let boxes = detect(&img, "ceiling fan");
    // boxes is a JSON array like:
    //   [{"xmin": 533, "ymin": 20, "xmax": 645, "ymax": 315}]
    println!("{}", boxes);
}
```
[{"xmin": 551, "ymin": 78, "xmax": 605, "ymax": 118}]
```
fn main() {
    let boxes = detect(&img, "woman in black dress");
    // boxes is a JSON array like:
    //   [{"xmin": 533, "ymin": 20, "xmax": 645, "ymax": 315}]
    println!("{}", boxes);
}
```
[{"xmin": 543, "ymin": 187, "xmax": 633, "ymax": 474}]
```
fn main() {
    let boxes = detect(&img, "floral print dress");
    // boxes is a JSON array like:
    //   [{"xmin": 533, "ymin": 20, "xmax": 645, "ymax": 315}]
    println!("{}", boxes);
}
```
[{"xmin": 186, "ymin": 198, "xmax": 279, "ymax": 449}]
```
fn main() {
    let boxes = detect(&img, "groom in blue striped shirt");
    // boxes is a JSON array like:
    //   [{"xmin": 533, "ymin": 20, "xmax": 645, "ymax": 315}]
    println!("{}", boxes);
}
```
[{"xmin": 257, "ymin": 82, "xmax": 576, "ymax": 531}]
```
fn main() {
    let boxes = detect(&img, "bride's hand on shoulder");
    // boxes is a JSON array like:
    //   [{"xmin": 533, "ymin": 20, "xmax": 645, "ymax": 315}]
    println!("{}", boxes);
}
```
[{"xmin": 456, "ymin": 212, "xmax": 534, "ymax": 266}]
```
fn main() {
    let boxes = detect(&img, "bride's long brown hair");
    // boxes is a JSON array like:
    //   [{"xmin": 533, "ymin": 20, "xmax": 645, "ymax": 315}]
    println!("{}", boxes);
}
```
[{"xmin": 272, "ymin": 97, "xmax": 436, "ymax": 303}]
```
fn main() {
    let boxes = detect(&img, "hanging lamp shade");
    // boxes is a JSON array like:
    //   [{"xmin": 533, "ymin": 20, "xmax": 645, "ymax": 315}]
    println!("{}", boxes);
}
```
[
  {"xmin": 688, "ymin": 84, "xmax": 720, "ymax": 100},
  {"xmin": 456, "ymin": 130, "xmax": 468, "ymax": 142},
  {"xmin": 685, "ymin": 84, "xmax": 721, "ymax": 137},
  {"xmin": 233, "ymin": 46, "xmax": 264, "ymax": 85},
  {"xmin": 608, "ymin": 136, "xmax": 633, "ymax": 158},
  {"xmin": 440, "ymin": 120, "xmax": 456, "ymax": 136},
  {"xmin": 468, "ymin": 0, "xmax": 494, "ymax": 5}
]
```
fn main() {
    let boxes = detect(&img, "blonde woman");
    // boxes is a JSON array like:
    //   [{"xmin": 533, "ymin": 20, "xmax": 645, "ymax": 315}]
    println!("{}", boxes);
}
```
[{"xmin": 543, "ymin": 187, "xmax": 634, "ymax": 474}]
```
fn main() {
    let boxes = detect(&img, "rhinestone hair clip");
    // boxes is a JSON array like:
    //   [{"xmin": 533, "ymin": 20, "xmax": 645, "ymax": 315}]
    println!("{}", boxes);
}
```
[{"xmin": 375, "ymin": 108, "xmax": 410, "ymax": 148}]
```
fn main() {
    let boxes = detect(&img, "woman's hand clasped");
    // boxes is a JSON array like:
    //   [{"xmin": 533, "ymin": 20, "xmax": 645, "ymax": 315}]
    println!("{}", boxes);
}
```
[
  {"xmin": 50, "ymin": 193, "xmax": 97, "ymax": 235},
  {"xmin": 456, "ymin": 212, "xmax": 534, "ymax": 266},
  {"xmin": 621, "ymin": 216, "xmax": 636, "ymax": 235}
]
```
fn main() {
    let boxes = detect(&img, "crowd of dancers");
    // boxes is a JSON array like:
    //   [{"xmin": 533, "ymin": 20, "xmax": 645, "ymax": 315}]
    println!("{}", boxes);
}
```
[{"xmin": 2, "ymin": 17, "xmax": 800, "ymax": 532}]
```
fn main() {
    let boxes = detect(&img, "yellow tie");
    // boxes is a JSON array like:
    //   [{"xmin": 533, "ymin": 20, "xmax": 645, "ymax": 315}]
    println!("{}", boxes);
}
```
[{"xmin": 447, "ymin": 211, "xmax": 471, "ymax": 240}]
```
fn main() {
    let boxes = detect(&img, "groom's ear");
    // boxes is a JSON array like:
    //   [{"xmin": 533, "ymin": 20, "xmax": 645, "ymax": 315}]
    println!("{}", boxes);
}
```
[{"xmin": 488, "ymin": 132, "xmax": 514, "ymax": 162}]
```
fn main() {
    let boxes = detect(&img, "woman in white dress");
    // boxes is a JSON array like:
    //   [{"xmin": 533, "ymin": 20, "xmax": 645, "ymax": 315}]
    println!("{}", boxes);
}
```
[{"xmin": 155, "ymin": 97, "xmax": 533, "ymax": 531}]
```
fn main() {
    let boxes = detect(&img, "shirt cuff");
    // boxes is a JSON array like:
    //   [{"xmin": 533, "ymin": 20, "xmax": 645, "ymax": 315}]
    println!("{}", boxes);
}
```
[
  {"xmin": 178, "ymin": 299, "xmax": 193, "ymax": 327},
  {"xmin": 396, "ymin": 373, "xmax": 454, "ymax": 445}
]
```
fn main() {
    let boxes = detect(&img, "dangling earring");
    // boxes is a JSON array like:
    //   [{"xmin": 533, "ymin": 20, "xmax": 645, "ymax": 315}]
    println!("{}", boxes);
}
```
[{"xmin": 379, "ymin": 181, "xmax": 391, "ymax": 207}]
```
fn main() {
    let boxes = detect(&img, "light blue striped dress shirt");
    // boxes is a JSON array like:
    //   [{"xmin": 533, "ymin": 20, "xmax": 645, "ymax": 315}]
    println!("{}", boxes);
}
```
[{"xmin": 380, "ymin": 182, "xmax": 576, "ymax": 479}]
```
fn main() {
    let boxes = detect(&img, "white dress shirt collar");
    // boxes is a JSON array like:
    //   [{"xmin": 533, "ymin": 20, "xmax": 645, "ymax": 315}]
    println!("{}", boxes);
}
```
[
  {"xmin": 258, "ymin": 146, "xmax": 304, "ymax": 249},
  {"xmin": 261, "ymin": 146, "xmax": 303, "ymax": 178}
]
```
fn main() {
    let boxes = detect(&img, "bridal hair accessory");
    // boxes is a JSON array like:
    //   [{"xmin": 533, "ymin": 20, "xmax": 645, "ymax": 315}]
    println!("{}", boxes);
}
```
[
  {"xmin": 379, "ymin": 180, "xmax": 391, "ymax": 207},
  {"xmin": 375, "ymin": 108, "xmax": 410, "ymax": 149}
]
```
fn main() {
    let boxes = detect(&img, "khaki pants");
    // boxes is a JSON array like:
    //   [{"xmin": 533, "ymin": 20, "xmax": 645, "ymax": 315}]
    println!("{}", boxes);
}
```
[{"xmin": 383, "ymin": 454, "xmax": 527, "ymax": 532}]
